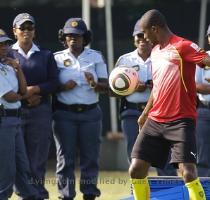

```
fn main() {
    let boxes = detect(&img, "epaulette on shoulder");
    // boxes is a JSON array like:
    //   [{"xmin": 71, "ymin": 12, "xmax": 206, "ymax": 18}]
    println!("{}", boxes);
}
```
[
  {"xmin": 53, "ymin": 50, "xmax": 64, "ymax": 55},
  {"xmin": 88, "ymin": 48, "xmax": 102, "ymax": 55}
]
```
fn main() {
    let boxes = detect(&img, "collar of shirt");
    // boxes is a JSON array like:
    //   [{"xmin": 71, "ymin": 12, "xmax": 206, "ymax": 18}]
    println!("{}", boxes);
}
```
[
  {"xmin": 12, "ymin": 42, "xmax": 40, "ymax": 59},
  {"xmin": 63, "ymin": 47, "xmax": 89, "ymax": 58},
  {"xmin": 133, "ymin": 49, "xmax": 151, "ymax": 64}
]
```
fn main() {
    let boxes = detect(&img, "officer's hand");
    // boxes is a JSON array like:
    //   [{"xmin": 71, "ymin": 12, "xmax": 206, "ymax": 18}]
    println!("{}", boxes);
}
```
[
  {"xmin": 205, "ymin": 77, "xmax": 210, "ymax": 83},
  {"xmin": 27, "ymin": 94, "xmax": 42, "ymax": 107},
  {"xmin": 135, "ymin": 81, "xmax": 147, "ymax": 92},
  {"xmin": 84, "ymin": 72, "xmax": 97, "ymax": 88},
  {"xmin": 23, "ymin": 86, "xmax": 40, "ymax": 98},
  {"xmin": 4, "ymin": 57, "xmax": 20, "ymax": 72},
  {"xmin": 137, "ymin": 112, "xmax": 148, "ymax": 129},
  {"xmin": 64, "ymin": 80, "xmax": 77, "ymax": 90}
]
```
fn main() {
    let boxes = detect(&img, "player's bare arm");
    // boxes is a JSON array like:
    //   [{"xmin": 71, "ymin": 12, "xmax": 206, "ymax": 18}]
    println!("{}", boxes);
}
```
[
  {"xmin": 196, "ymin": 82, "xmax": 210, "ymax": 94},
  {"xmin": 137, "ymin": 90, "xmax": 153, "ymax": 129}
]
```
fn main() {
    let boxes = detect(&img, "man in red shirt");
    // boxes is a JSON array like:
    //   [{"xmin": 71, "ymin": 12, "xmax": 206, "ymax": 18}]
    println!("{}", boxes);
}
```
[{"xmin": 129, "ymin": 9, "xmax": 210, "ymax": 200}]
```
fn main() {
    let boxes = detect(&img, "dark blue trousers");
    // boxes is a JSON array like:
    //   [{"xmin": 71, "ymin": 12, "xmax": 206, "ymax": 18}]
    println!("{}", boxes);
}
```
[
  {"xmin": 196, "ymin": 107, "xmax": 210, "ymax": 177},
  {"xmin": 0, "ymin": 117, "xmax": 38, "ymax": 200},
  {"xmin": 53, "ymin": 106, "xmax": 102, "ymax": 199},
  {"xmin": 19, "ymin": 103, "xmax": 52, "ymax": 199}
]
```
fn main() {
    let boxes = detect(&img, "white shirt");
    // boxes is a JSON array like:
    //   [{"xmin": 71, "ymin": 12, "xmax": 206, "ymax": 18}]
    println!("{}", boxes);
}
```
[
  {"xmin": 115, "ymin": 49, "xmax": 152, "ymax": 103},
  {"xmin": 12, "ymin": 42, "xmax": 40, "ymax": 58},
  {"xmin": 195, "ymin": 50, "xmax": 210, "ymax": 102},
  {"xmin": 0, "ymin": 62, "xmax": 21, "ymax": 109},
  {"xmin": 54, "ymin": 48, "xmax": 108, "ymax": 104}
]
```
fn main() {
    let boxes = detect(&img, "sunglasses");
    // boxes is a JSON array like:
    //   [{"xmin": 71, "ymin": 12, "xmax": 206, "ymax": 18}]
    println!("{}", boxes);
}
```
[
  {"xmin": 136, "ymin": 33, "xmax": 144, "ymax": 38},
  {"xmin": 18, "ymin": 25, "xmax": 35, "ymax": 31}
]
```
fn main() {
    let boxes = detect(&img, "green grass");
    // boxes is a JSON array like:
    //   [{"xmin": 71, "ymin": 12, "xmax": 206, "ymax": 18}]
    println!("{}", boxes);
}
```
[{"xmin": 10, "ymin": 162, "xmax": 157, "ymax": 200}]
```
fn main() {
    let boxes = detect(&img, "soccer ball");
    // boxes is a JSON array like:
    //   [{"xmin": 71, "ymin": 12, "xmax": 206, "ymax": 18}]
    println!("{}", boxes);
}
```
[{"xmin": 109, "ymin": 66, "xmax": 139, "ymax": 96}]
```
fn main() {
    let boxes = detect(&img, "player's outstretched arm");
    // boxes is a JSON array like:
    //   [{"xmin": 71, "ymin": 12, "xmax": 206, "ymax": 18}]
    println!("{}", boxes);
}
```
[{"xmin": 137, "ymin": 90, "xmax": 153, "ymax": 129}]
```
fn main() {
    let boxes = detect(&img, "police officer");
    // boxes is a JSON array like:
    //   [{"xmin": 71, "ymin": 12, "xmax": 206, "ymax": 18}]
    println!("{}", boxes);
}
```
[
  {"xmin": 0, "ymin": 29, "xmax": 38, "ymax": 200},
  {"xmin": 8, "ymin": 13, "xmax": 59, "ymax": 200},
  {"xmin": 115, "ymin": 29, "xmax": 152, "ymax": 162},
  {"xmin": 53, "ymin": 18, "xmax": 108, "ymax": 200},
  {"xmin": 195, "ymin": 24, "xmax": 210, "ymax": 177},
  {"xmin": 115, "ymin": 20, "xmax": 177, "ymax": 176}
]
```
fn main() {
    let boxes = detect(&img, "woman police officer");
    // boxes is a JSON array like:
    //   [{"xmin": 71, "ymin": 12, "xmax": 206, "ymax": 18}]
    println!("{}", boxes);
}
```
[
  {"xmin": 8, "ymin": 13, "xmax": 59, "ymax": 200},
  {"xmin": 53, "ymin": 18, "xmax": 108, "ymax": 200},
  {"xmin": 0, "ymin": 29, "xmax": 38, "ymax": 200}
]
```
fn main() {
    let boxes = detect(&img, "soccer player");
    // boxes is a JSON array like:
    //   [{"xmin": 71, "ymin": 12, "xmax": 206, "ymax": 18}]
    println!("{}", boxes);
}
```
[{"xmin": 129, "ymin": 9, "xmax": 210, "ymax": 200}]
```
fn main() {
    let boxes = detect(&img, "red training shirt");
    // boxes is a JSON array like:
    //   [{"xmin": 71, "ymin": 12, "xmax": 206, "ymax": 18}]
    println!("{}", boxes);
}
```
[{"xmin": 149, "ymin": 34, "xmax": 208, "ymax": 122}]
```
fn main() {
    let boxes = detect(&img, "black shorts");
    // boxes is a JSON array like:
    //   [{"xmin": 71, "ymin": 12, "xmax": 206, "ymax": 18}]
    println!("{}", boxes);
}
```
[{"xmin": 131, "ymin": 118, "xmax": 197, "ymax": 169}]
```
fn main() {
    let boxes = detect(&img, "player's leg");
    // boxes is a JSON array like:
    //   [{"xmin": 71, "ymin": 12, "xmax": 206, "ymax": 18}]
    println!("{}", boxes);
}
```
[
  {"xmin": 129, "ymin": 118, "xmax": 170, "ymax": 200},
  {"xmin": 168, "ymin": 118, "xmax": 206, "ymax": 200},
  {"xmin": 129, "ymin": 158, "xmax": 150, "ymax": 200},
  {"xmin": 179, "ymin": 163, "xmax": 206, "ymax": 200}
]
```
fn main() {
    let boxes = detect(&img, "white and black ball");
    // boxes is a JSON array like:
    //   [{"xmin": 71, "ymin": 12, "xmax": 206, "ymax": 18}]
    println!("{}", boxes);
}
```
[{"xmin": 109, "ymin": 66, "xmax": 139, "ymax": 96}]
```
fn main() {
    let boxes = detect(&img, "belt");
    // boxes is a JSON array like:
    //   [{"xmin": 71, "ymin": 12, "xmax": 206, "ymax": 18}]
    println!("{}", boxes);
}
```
[
  {"xmin": 0, "ymin": 108, "xmax": 21, "ymax": 117},
  {"xmin": 124, "ymin": 102, "xmax": 147, "ymax": 111},
  {"xmin": 198, "ymin": 101, "xmax": 210, "ymax": 109},
  {"xmin": 55, "ymin": 101, "xmax": 97, "ymax": 112}
]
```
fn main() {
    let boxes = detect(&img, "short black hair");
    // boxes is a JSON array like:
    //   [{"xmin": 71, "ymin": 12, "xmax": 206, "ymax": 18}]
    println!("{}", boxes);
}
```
[
  {"xmin": 140, "ymin": 9, "xmax": 167, "ymax": 29},
  {"xmin": 58, "ymin": 29, "xmax": 92, "ymax": 48}
]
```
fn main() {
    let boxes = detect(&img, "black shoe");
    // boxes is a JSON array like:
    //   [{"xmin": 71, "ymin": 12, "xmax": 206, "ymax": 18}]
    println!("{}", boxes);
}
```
[
  {"xmin": 83, "ymin": 194, "xmax": 96, "ymax": 200},
  {"xmin": 21, "ymin": 196, "xmax": 37, "ymax": 200}
]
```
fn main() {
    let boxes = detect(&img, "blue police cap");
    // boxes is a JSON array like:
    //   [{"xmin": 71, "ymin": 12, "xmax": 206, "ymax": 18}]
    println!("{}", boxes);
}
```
[
  {"xmin": 63, "ymin": 18, "xmax": 88, "ymax": 35},
  {"xmin": 206, "ymin": 24, "xmax": 210, "ymax": 36},
  {"xmin": 13, "ymin": 13, "xmax": 35, "ymax": 27},
  {"xmin": 0, "ymin": 29, "xmax": 12, "ymax": 43},
  {"xmin": 133, "ymin": 19, "xmax": 143, "ymax": 36}
]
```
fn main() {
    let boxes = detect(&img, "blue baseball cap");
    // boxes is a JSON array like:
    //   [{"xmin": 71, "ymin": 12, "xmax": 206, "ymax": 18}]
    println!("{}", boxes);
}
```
[
  {"xmin": 133, "ymin": 19, "xmax": 143, "ymax": 36},
  {"xmin": 0, "ymin": 29, "xmax": 12, "ymax": 43},
  {"xmin": 13, "ymin": 13, "xmax": 35, "ymax": 27},
  {"xmin": 63, "ymin": 18, "xmax": 88, "ymax": 35},
  {"xmin": 206, "ymin": 24, "xmax": 210, "ymax": 36}
]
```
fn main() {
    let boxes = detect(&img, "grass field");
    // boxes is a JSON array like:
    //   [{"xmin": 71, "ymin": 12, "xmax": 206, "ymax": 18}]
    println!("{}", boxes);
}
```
[{"xmin": 10, "ymin": 161, "xmax": 157, "ymax": 200}]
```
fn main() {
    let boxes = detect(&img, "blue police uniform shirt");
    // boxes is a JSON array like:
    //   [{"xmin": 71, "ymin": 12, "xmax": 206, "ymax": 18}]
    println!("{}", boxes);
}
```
[
  {"xmin": 196, "ymin": 50, "xmax": 210, "ymax": 102},
  {"xmin": 0, "ymin": 62, "xmax": 21, "ymax": 109},
  {"xmin": 54, "ymin": 48, "xmax": 108, "ymax": 105},
  {"xmin": 8, "ymin": 42, "xmax": 59, "ymax": 103},
  {"xmin": 115, "ymin": 49, "xmax": 152, "ymax": 103}
]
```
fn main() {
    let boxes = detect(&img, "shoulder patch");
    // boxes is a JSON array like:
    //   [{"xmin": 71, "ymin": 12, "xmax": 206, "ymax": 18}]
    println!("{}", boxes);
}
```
[{"xmin": 63, "ymin": 59, "xmax": 72, "ymax": 67}]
